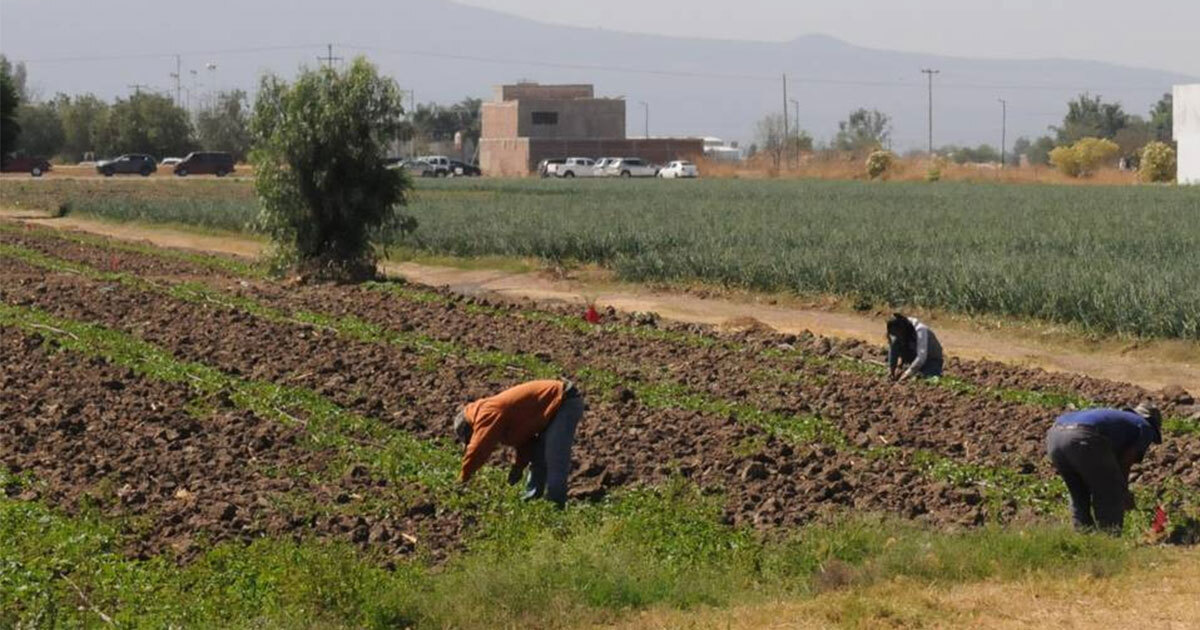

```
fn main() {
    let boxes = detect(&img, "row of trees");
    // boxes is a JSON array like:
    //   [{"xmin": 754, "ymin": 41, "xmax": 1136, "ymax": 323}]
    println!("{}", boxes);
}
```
[{"xmin": 753, "ymin": 91, "xmax": 1175, "ymax": 172}]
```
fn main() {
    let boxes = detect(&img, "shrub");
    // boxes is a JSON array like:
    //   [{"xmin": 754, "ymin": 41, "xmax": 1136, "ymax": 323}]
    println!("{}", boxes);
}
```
[
  {"xmin": 250, "ymin": 57, "xmax": 415, "ymax": 281},
  {"xmin": 925, "ymin": 155, "xmax": 947, "ymax": 182},
  {"xmin": 865, "ymin": 150, "xmax": 895, "ymax": 179},
  {"xmin": 1049, "ymin": 137, "xmax": 1120, "ymax": 178},
  {"xmin": 1139, "ymin": 141, "xmax": 1177, "ymax": 183}
]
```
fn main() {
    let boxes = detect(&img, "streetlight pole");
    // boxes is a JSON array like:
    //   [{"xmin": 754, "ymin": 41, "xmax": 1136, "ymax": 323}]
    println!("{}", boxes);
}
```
[
  {"xmin": 998, "ymin": 98, "xmax": 1008, "ymax": 168},
  {"xmin": 921, "ymin": 68, "xmax": 940, "ymax": 156},
  {"xmin": 789, "ymin": 98, "xmax": 800, "ymax": 168},
  {"xmin": 638, "ymin": 101, "xmax": 649, "ymax": 138}
]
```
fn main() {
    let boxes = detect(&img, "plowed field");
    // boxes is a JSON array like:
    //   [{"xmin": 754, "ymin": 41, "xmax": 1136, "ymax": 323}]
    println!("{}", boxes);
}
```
[{"xmin": 2, "ymin": 221, "xmax": 1198, "ymax": 627}]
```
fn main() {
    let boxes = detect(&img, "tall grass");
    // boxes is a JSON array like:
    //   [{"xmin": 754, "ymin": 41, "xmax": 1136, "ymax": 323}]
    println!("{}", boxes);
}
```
[{"xmin": 399, "ymin": 179, "xmax": 1200, "ymax": 339}]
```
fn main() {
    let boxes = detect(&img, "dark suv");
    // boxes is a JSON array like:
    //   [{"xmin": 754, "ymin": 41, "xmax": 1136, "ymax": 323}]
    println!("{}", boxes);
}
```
[
  {"xmin": 96, "ymin": 154, "xmax": 157, "ymax": 177},
  {"xmin": 174, "ymin": 152, "xmax": 235, "ymax": 177}
]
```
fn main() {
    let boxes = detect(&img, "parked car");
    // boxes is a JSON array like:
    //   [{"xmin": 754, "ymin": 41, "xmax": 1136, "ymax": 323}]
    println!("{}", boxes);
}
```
[
  {"xmin": 537, "ymin": 158, "xmax": 566, "ymax": 178},
  {"xmin": 1, "ymin": 155, "xmax": 52, "ymax": 177},
  {"xmin": 658, "ymin": 160, "xmax": 699, "ymax": 179},
  {"xmin": 592, "ymin": 157, "xmax": 621, "ymax": 177},
  {"xmin": 389, "ymin": 159, "xmax": 435, "ymax": 177},
  {"xmin": 174, "ymin": 151, "xmax": 235, "ymax": 177},
  {"xmin": 554, "ymin": 157, "xmax": 598, "ymax": 178},
  {"xmin": 161, "ymin": 157, "xmax": 183, "ymax": 167},
  {"xmin": 96, "ymin": 154, "xmax": 157, "ymax": 177},
  {"xmin": 448, "ymin": 159, "xmax": 482, "ymax": 177},
  {"xmin": 605, "ymin": 157, "xmax": 658, "ymax": 178},
  {"xmin": 419, "ymin": 155, "xmax": 452, "ymax": 177}
]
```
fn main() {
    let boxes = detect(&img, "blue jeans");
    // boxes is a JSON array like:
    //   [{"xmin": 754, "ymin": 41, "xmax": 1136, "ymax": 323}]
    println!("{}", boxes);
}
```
[
  {"xmin": 523, "ymin": 395, "xmax": 584, "ymax": 508},
  {"xmin": 1046, "ymin": 425, "xmax": 1128, "ymax": 533}
]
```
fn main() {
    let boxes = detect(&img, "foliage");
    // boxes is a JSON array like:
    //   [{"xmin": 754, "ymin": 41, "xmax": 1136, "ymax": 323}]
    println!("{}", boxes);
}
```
[
  {"xmin": 56, "ymin": 94, "xmax": 110, "ymax": 161},
  {"xmin": 14, "ymin": 101, "xmax": 64, "ymax": 158},
  {"xmin": 1022, "ymin": 135, "xmax": 1057, "ymax": 166},
  {"xmin": 1053, "ymin": 93, "xmax": 1128, "ymax": 144},
  {"xmin": 97, "ymin": 93, "xmax": 193, "ymax": 159},
  {"xmin": 1113, "ymin": 117, "xmax": 1153, "ymax": 165},
  {"xmin": 251, "ymin": 57, "xmax": 414, "ymax": 279},
  {"xmin": 0, "ymin": 55, "xmax": 27, "ymax": 101},
  {"xmin": 399, "ymin": 97, "xmax": 481, "ymax": 154},
  {"xmin": 925, "ymin": 155, "xmax": 947, "ymax": 182},
  {"xmin": 833, "ymin": 108, "xmax": 891, "ymax": 153},
  {"xmin": 0, "ymin": 63, "xmax": 20, "ymax": 154},
  {"xmin": 195, "ymin": 90, "xmax": 252, "ymax": 161},
  {"xmin": 1139, "ymin": 141, "xmax": 1177, "ymax": 183},
  {"xmin": 1149, "ymin": 93, "xmax": 1173, "ymax": 143},
  {"xmin": 940, "ymin": 143, "xmax": 1000, "ymax": 165},
  {"xmin": 755, "ymin": 113, "xmax": 813, "ymax": 170},
  {"xmin": 865, "ymin": 150, "xmax": 895, "ymax": 179},
  {"xmin": 394, "ymin": 178, "xmax": 1200, "ymax": 339},
  {"xmin": 1049, "ymin": 137, "xmax": 1120, "ymax": 178}
]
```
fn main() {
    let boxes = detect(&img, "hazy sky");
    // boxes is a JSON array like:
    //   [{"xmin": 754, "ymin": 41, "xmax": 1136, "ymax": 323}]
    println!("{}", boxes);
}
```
[{"xmin": 456, "ymin": 0, "xmax": 1200, "ymax": 76}]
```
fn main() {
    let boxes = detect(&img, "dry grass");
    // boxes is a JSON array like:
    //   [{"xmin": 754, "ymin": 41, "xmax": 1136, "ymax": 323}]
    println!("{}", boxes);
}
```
[
  {"xmin": 600, "ymin": 548, "xmax": 1200, "ymax": 630},
  {"xmin": 694, "ymin": 155, "xmax": 1138, "ymax": 186}
]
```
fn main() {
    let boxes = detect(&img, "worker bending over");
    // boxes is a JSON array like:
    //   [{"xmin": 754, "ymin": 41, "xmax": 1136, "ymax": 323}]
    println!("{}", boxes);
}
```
[
  {"xmin": 886, "ymin": 313, "xmax": 944, "ymax": 380},
  {"xmin": 453, "ymin": 379, "xmax": 585, "ymax": 508},
  {"xmin": 1046, "ymin": 403, "xmax": 1162, "ymax": 533}
]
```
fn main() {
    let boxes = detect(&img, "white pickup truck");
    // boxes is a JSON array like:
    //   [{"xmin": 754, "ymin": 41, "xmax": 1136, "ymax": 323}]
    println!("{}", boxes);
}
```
[
  {"xmin": 604, "ymin": 157, "xmax": 658, "ymax": 178},
  {"xmin": 551, "ymin": 157, "xmax": 598, "ymax": 178}
]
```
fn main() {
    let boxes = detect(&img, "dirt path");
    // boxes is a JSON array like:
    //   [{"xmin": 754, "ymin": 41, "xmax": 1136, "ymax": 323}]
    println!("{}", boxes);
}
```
[{"xmin": 6, "ymin": 210, "xmax": 1199, "ymax": 395}]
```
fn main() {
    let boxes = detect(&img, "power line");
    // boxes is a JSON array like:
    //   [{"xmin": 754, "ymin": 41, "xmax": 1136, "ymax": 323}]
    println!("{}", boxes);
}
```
[{"xmin": 318, "ymin": 43, "xmax": 343, "ymax": 68}]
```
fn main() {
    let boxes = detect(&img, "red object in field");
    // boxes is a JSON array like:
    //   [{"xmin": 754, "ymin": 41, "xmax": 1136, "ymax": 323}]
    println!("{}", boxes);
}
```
[
  {"xmin": 110, "ymin": 255, "xmax": 120, "ymax": 271},
  {"xmin": 584, "ymin": 304, "xmax": 601, "ymax": 324},
  {"xmin": 1152, "ymin": 505, "xmax": 1168, "ymax": 534}
]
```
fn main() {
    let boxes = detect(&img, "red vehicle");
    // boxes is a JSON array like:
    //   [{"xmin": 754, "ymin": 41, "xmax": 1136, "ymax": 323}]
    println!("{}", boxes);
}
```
[{"xmin": 1, "ymin": 155, "xmax": 52, "ymax": 177}]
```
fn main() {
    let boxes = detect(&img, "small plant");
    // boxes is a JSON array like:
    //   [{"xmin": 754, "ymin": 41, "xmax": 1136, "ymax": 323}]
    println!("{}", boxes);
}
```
[
  {"xmin": 1049, "ymin": 137, "xmax": 1120, "ymax": 178},
  {"xmin": 1139, "ymin": 141, "xmax": 1177, "ymax": 183},
  {"xmin": 865, "ymin": 150, "xmax": 895, "ymax": 180},
  {"xmin": 925, "ymin": 155, "xmax": 947, "ymax": 182}
]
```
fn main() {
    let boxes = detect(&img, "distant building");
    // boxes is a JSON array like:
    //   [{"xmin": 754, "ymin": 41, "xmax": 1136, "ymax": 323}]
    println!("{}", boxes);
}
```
[
  {"xmin": 479, "ymin": 82, "xmax": 703, "ymax": 176},
  {"xmin": 1176, "ymin": 85, "xmax": 1200, "ymax": 185}
]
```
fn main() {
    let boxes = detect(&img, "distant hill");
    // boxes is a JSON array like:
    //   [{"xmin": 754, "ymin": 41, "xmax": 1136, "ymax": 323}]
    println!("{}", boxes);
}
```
[{"xmin": 1, "ymin": 0, "xmax": 1193, "ymax": 149}]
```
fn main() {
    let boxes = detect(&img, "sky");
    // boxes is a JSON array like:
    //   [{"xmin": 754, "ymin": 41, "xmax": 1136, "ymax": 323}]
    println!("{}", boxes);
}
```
[{"xmin": 455, "ymin": 0, "xmax": 1200, "ymax": 77}]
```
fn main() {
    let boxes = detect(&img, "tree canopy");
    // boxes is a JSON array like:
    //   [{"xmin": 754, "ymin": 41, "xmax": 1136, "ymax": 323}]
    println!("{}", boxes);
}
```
[{"xmin": 833, "ymin": 108, "xmax": 891, "ymax": 153}]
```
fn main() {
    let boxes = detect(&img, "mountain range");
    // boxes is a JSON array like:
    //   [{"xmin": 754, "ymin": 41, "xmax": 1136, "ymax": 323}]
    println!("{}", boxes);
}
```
[{"xmin": 1, "ymin": 0, "xmax": 1194, "ymax": 150}]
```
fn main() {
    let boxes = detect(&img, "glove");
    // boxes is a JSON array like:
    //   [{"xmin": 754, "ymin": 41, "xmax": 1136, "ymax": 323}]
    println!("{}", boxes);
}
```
[{"xmin": 507, "ymin": 465, "xmax": 525, "ymax": 486}]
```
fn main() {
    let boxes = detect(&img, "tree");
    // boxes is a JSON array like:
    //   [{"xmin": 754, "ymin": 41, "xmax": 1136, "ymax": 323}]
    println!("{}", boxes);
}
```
[
  {"xmin": 58, "ymin": 94, "xmax": 110, "ymax": 161},
  {"xmin": 1139, "ymin": 141, "xmax": 1176, "ymax": 183},
  {"xmin": 754, "ymin": 113, "xmax": 812, "ymax": 170},
  {"xmin": 833, "ymin": 108, "xmax": 891, "ymax": 153},
  {"xmin": 0, "ymin": 55, "xmax": 28, "ymax": 101},
  {"xmin": 15, "ymin": 101, "xmax": 64, "ymax": 158},
  {"xmin": 1149, "ymin": 93, "xmax": 1173, "ymax": 144},
  {"xmin": 251, "ymin": 57, "xmax": 414, "ymax": 280},
  {"xmin": 100, "ymin": 93, "xmax": 193, "ymax": 158},
  {"xmin": 1023, "ymin": 136, "xmax": 1057, "ymax": 166},
  {"xmin": 1112, "ymin": 116, "xmax": 1153, "ymax": 166},
  {"xmin": 1011, "ymin": 137, "xmax": 1032, "ymax": 166},
  {"xmin": 1053, "ymin": 94, "xmax": 1128, "ymax": 144},
  {"xmin": 940, "ymin": 144, "xmax": 1000, "ymax": 164},
  {"xmin": 0, "ymin": 64, "xmax": 19, "ymax": 154},
  {"xmin": 196, "ymin": 90, "xmax": 251, "ymax": 161},
  {"xmin": 401, "ymin": 97, "xmax": 481, "ymax": 151}
]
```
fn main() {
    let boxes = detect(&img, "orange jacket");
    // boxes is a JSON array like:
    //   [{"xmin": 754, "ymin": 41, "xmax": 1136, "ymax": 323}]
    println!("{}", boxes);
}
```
[{"xmin": 459, "ymin": 380, "xmax": 565, "ymax": 482}]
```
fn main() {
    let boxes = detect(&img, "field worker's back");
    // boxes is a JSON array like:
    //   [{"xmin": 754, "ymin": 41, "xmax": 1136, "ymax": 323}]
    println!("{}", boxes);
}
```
[{"xmin": 459, "ymin": 380, "xmax": 566, "ymax": 480}]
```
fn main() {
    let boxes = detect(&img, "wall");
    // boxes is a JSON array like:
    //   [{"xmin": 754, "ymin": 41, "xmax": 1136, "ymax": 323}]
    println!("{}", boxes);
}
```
[
  {"xmin": 481, "ymin": 102, "xmax": 520, "ymax": 139},
  {"xmin": 479, "ymin": 138, "xmax": 530, "ymax": 177},
  {"xmin": 1176, "ymin": 84, "xmax": 1200, "ymax": 185},
  {"xmin": 515, "ymin": 99, "xmax": 626, "ymax": 140},
  {"xmin": 496, "ymin": 84, "xmax": 594, "ymax": 101}
]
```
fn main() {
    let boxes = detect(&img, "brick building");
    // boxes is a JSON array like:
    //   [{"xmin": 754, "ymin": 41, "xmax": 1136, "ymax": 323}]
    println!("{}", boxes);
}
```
[{"xmin": 480, "ymin": 83, "xmax": 703, "ymax": 176}]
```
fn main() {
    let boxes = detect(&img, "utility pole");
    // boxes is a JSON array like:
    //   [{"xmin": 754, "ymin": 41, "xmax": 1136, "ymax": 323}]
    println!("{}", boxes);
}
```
[
  {"xmin": 782, "ymin": 73, "xmax": 789, "ymax": 170},
  {"xmin": 319, "ymin": 43, "xmax": 343, "ymax": 68},
  {"xmin": 789, "ymin": 98, "xmax": 800, "ymax": 168},
  {"xmin": 921, "ymin": 68, "xmax": 939, "ymax": 156},
  {"xmin": 998, "ymin": 98, "xmax": 1008, "ymax": 168},
  {"xmin": 128, "ymin": 83, "xmax": 149, "ymax": 96},
  {"xmin": 638, "ymin": 101, "xmax": 649, "ymax": 138},
  {"xmin": 174, "ymin": 55, "xmax": 182, "ymax": 107}
]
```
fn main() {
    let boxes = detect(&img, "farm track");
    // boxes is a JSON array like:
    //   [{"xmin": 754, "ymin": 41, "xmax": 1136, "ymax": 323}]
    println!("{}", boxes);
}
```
[{"xmin": 3, "ymin": 226, "xmax": 1200, "ymax": 551}]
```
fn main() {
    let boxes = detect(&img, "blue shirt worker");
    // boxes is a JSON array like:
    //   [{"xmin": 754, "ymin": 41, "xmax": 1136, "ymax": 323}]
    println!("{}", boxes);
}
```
[{"xmin": 1045, "ymin": 404, "xmax": 1162, "ymax": 533}]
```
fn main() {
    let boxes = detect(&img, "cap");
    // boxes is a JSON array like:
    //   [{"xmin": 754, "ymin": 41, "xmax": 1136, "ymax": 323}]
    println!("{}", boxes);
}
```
[{"xmin": 1133, "ymin": 402, "xmax": 1163, "ymax": 444}]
